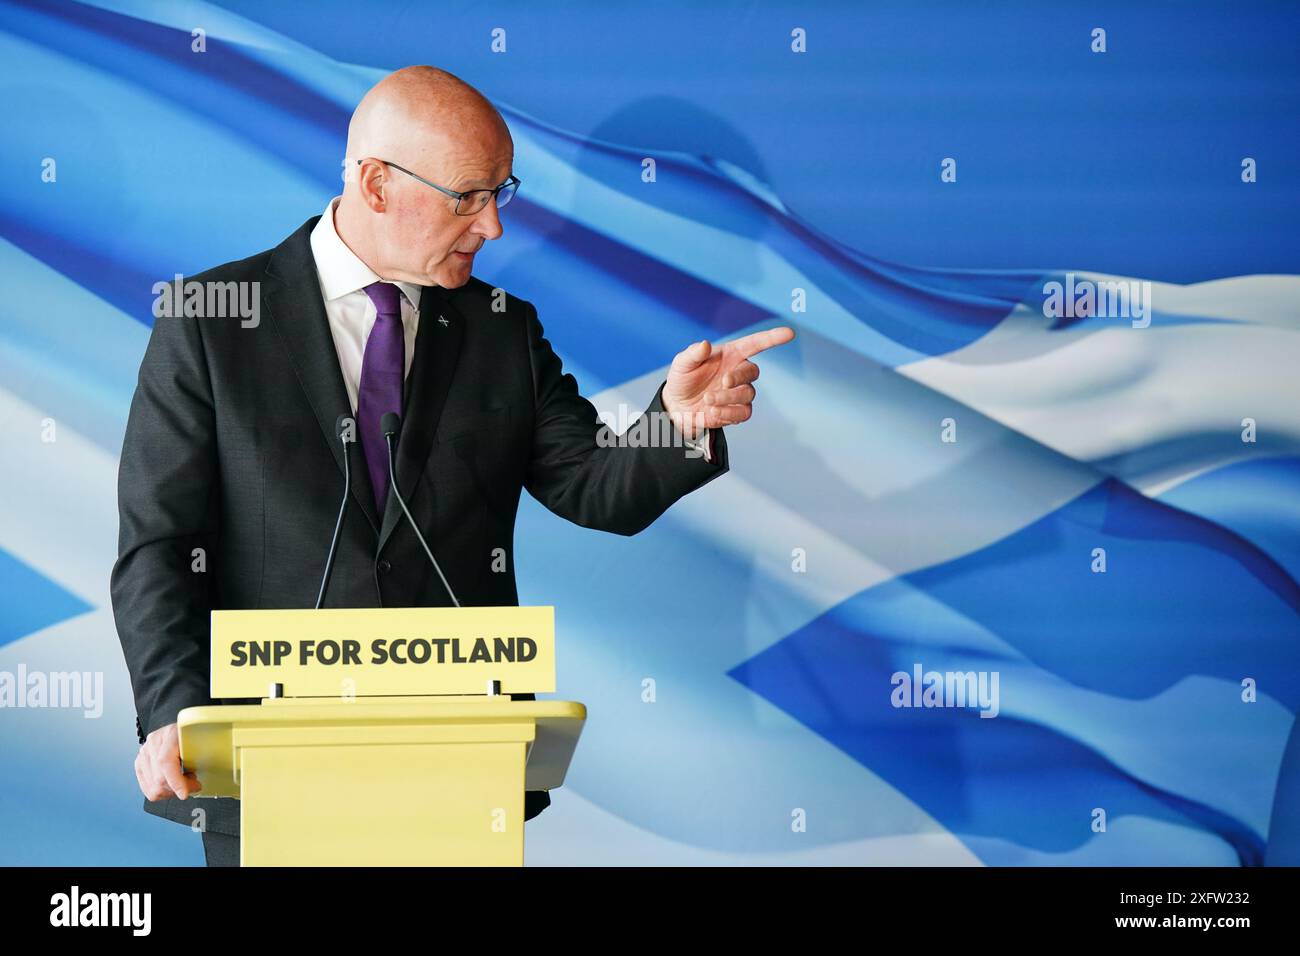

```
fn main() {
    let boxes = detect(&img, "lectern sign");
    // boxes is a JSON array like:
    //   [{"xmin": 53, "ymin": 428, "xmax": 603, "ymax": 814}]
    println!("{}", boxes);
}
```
[{"xmin": 210, "ymin": 606, "xmax": 556, "ymax": 697}]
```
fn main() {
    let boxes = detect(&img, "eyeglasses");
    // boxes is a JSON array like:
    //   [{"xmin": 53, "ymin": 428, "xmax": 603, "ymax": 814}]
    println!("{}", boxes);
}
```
[{"xmin": 357, "ymin": 158, "xmax": 520, "ymax": 216}]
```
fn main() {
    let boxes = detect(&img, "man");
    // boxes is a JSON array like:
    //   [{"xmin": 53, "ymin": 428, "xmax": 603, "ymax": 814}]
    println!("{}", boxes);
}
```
[{"xmin": 111, "ymin": 65, "xmax": 794, "ymax": 867}]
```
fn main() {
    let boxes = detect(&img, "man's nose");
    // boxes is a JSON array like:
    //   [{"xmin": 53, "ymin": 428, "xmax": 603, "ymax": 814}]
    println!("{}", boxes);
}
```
[{"xmin": 470, "ymin": 196, "xmax": 505, "ymax": 240}]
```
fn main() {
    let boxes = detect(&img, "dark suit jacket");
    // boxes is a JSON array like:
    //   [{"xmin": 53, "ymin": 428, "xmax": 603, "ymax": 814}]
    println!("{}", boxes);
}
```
[{"xmin": 110, "ymin": 215, "xmax": 729, "ymax": 837}]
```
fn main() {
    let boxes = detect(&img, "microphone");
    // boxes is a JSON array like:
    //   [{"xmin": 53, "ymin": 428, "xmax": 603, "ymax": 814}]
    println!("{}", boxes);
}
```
[
  {"xmin": 381, "ymin": 411, "xmax": 461, "ymax": 607},
  {"xmin": 315, "ymin": 415, "xmax": 355, "ymax": 609}
]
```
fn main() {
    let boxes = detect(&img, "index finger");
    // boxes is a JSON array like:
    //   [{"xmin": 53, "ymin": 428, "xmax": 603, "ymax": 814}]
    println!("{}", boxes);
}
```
[{"xmin": 732, "ymin": 326, "xmax": 795, "ymax": 359}]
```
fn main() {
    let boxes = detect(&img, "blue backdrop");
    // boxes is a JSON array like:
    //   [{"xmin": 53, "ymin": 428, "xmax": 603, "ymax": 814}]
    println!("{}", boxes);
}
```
[{"xmin": 1, "ymin": 0, "xmax": 1298, "ymax": 865}]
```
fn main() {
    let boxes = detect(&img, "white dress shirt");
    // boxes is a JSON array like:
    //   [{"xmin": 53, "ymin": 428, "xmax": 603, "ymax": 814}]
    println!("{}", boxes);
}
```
[
  {"xmin": 308, "ymin": 197, "xmax": 712, "ymax": 460},
  {"xmin": 310, "ymin": 198, "xmax": 421, "ymax": 412}
]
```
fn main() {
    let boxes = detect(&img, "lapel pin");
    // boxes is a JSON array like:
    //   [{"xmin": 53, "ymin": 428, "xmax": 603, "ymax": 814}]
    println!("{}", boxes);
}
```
[{"xmin": 438, "ymin": 314, "xmax": 450, "ymax": 327}]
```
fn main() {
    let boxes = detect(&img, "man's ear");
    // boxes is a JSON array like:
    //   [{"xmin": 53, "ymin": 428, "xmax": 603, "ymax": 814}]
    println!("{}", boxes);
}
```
[{"xmin": 356, "ymin": 159, "xmax": 388, "ymax": 212}]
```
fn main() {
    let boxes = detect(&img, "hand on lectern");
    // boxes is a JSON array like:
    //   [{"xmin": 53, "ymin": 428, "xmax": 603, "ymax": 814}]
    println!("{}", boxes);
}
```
[{"xmin": 135, "ymin": 722, "xmax": 202, "ymax": 801}]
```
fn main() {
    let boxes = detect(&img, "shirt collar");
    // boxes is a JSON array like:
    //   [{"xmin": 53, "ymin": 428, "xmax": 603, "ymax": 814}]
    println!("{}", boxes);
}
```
[{"xmin": 309, "ymin": 197, "xmax": 423, "ymax": 310}]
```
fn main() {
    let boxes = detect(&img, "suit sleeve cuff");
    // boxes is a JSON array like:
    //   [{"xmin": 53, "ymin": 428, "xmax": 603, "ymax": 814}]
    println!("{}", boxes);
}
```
[{"xmin": 648, "ymin": 380, "xmax": 729, "ymax": 473}]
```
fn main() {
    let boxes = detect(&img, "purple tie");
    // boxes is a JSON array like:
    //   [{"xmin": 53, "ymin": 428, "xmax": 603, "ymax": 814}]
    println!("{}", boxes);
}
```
[{"xmin": 357, "ymin": 281, "xmax": 405, "ymax": 516}]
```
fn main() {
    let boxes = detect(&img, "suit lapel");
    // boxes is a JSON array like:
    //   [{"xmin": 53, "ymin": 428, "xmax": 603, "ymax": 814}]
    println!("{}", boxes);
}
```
[
  {"xmin": 377, "ymin": 283, "xmax": 465, "ymax": 552},
  {"xmin": 263, "ymin": 217, "xmax": 382, "ymax": 536}
]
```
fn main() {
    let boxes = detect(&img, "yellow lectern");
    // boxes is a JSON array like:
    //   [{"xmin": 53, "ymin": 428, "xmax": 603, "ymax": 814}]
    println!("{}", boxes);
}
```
[{"xmin": 176, "ymin": 606, "xmax": 585, "ymax": 866}]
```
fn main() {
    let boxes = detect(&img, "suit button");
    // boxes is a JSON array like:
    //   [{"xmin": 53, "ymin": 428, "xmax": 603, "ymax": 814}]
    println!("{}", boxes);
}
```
[{"xmin": 377, "ymin": 559, "xmax": 392, "ymax": 574}]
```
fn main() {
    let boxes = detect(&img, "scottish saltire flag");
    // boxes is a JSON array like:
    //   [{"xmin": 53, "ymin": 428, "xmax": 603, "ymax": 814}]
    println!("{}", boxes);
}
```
[{"xmin": 1, "ymin": 0, "xmax": 1297, "ymax": 865}]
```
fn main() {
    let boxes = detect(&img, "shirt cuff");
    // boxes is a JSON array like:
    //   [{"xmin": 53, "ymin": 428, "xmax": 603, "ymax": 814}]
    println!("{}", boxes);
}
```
[{"xmin": 683, "ymin": 428, "xmax": 713, "ymax": 463}]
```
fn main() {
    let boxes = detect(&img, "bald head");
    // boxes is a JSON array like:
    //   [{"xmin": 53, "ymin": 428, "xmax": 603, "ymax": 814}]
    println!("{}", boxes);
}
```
[
  {"xmin": 344, "ymin": 66, "xmax": 511, "ymax": 169},
  {"xmin": 335, "ymin": 66, "xmax": 515, "ymax": 289}
]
